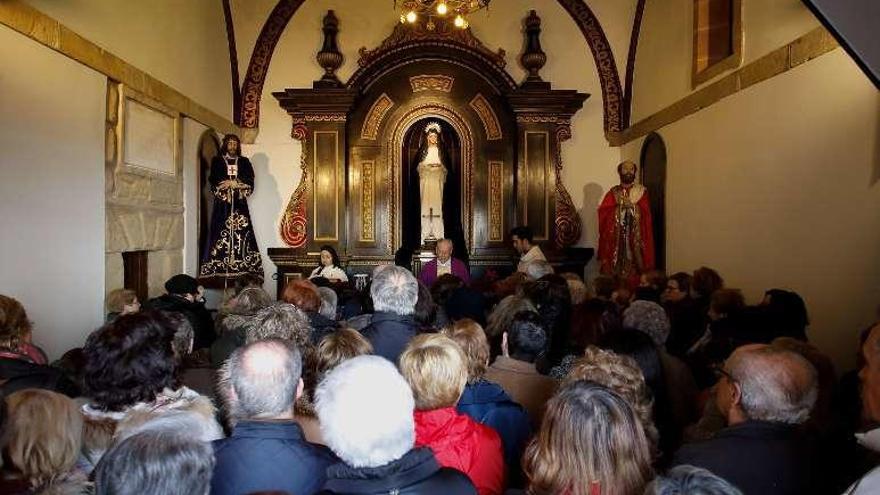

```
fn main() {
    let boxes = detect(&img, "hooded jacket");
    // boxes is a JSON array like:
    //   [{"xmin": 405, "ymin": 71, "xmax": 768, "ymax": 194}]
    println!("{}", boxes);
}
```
[
  {"xmin": 319, "ymin": 447, "xmax": 476, "ymax": 495},
  {"xmin": 414, "ymin": 407, "xmax": 505, "ymax": 495},
  {"xmin": 456, "ymin": 380, "xmax": 531, "ymax": 477}
]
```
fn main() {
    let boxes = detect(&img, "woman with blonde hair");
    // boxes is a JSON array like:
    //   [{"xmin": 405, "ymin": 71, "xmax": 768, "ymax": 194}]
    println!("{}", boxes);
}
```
[
  {"xmin": 399, "ymin": 333, "xmax": 504, "ymax": 495},
  {"xmin": 0, "ymin": 389, "xmax": 91, "ymax": 494},
  {"xmin": 523, "ymin": 380, "xmax": 653, "ymax": 495},
  {"xmin": 104, "ymin": 289, "xmax": 140, "ymax": 322}
]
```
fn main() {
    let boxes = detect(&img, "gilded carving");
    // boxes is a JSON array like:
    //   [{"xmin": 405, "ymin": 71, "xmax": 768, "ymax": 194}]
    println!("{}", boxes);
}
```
[
  {"xmin": 469, "ymin": 94, "xmax": 502, "ymax": 141},
  {"xmin": 304, "ymin": 113, "xmax": 347, "ymax": 122},
  {"xmin": 488, "ymin": 161, "xmax": 503, "ymax": 242},
  {"xmin": 516, "ymin": 115, "xmax": 571, "ymax": 125},
  {"xmin": 360, "ymin": 161, "xmax": 375, "ymax": 242},
  {"xmin": 553, "ymin": 125, "xmax": 582, "ymax": 247},
  {"xmin": 361, "ymin": 94, "xmax": 394, "ymax": 140},
  {"xmin": 357, "ymin": 21, "xmax": 506, "ymax": 69},
  {"xmin": 279, "ymin": 129, "xmax": 309, "ymax": 248},
  {"xmin": 410, "ymin": 75, "xmax": 454, "ymax": 93}
]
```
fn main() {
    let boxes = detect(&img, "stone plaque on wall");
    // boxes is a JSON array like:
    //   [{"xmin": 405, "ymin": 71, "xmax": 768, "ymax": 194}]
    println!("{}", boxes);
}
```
[{"xmin": 122, "ymin": 96, "xmax": 177, "ymax": 176}]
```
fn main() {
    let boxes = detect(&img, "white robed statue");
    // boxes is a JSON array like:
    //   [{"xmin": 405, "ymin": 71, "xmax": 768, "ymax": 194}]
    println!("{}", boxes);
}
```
[{"xmin": 418, "ymin": 122, "xmax": 447, "ymax": 243}]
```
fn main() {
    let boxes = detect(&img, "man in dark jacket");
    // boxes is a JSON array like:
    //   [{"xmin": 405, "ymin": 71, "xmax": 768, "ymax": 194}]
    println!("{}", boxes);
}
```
[
  {"xmin": 212, "ymin": 339, "xmax": 335, "ymax": 495},
  {"xmin": 146, "ymin": 274, "xmax": 215, "ymax": 350},
  {"xmin": 361, "ymin": 266, "xmax": 420, "ymax": 364},
  {"xmin": 672, "ymin": 345, "xmax": 819, "ymax": 494},
  {"xmin": 316, "ymin": 355, "xmax": 476, "ymax": 495}
]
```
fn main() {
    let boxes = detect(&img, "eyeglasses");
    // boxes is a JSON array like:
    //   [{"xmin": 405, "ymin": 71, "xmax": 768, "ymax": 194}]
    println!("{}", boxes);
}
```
[{"xmin": 712, "ymin": 365, "xmax": 735, "ymax": 382}]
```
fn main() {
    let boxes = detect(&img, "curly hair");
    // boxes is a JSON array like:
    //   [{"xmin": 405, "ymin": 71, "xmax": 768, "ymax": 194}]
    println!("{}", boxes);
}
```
[
  {"xmin": 0, "ymin": 295, "xmax": 32, "ymax": 351},
  {"xmin": 83, "ymin": 311, "xmax": 177, "ymax": 412},
  {"xmin": 246, "ymin": 303, "xmax": 312, "ymax": 348},
  {"xmin": 562, "ymin": 346, "xmax": 659, "ymax": 456}
]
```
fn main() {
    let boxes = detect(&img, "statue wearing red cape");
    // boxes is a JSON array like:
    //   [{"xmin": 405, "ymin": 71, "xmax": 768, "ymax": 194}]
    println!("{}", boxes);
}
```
[{"xmin": 598, "ymin": 161, "xmax": 655, "ymax": 287}]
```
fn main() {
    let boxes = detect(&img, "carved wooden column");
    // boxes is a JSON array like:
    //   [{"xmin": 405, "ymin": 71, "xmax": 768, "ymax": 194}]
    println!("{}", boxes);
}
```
[{"xmin": 508, "ymin": 10, "xmax": 588, "ymax": 248}]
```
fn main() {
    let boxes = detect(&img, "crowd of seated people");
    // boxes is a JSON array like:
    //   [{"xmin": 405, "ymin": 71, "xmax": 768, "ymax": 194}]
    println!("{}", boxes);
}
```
[{"xmin": 2, "ymin": 231, "xmax": 880, "ymax": 494}]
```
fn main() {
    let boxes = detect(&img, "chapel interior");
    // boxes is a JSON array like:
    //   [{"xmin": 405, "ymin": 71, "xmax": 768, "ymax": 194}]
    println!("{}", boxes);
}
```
[{"xmin": 1, "ymin": 0, "xmax": 878, "ymax": 376}]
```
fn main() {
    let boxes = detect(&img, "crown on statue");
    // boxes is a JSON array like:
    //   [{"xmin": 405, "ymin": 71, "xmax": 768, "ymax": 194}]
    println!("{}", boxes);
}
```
[{"xmin": 424, "ymin": 122, "xmax": 442, "ymax": 134}]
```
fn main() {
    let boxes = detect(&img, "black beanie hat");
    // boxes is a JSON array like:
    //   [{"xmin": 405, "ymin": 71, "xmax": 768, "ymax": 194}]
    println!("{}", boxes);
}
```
[{"xmin": 165, "ymin": 274, "xmax": 199, "ymax": 295}]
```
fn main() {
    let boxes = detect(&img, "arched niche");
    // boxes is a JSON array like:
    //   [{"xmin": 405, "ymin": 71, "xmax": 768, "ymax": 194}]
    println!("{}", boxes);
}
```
[{"xmin": 640, "ymin": 132, "xmax": 667, "ymax": 269}]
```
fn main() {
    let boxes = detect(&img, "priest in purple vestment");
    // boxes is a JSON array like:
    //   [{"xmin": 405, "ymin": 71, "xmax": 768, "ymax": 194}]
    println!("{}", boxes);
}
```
[{"xmin": 418, "ymin": 238, "xmax": 469, "ymax": 287}]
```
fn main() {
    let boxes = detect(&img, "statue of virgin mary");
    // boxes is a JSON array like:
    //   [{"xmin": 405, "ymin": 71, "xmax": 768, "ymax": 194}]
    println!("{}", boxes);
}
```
[{"xmin": 417, "ymin": 122, "xmax": 447, "ymax": 243}]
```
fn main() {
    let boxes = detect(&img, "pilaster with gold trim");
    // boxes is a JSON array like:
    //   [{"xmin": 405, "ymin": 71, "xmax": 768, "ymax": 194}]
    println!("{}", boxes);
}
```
[
  {"xmin": 273, "ymin": 88, "xmax": 357, "ymax": 251},
  {"xmin": 509, "ymin": 89, "xmax": 588, "ymax": 248}
]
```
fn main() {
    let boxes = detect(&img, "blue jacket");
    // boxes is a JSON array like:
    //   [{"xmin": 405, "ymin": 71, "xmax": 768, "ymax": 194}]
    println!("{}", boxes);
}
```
[
  {"xmin": 361, "ymin": 311, "xmax": 419, "ymax": 364},
  {"xmin": 456, "ymin": 380, "xmax": 531, "ymax": 476},
  {"xmin": 212, "ymin": 420, "xmax": 336, "ymax": 495}
]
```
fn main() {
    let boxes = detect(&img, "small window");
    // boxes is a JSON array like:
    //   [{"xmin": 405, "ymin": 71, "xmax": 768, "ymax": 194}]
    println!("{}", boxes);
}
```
[{"xmin": 692, "ymin": 0, "xmax": 742, "ymax": 87}]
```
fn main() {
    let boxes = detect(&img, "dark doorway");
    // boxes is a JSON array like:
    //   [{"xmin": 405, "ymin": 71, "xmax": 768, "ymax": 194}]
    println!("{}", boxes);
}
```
[
  {"xmin": 122, "ymin": 250, "xmax": 149, "ymax": 303},
  {"xmin": 197, "ymin": 131, "xmax": 221, "ymax": 272},
  {"xmin": 640, "ymin": 132, "xmax": 667, "ymax": 270},
  {"xmin": 401, "ymin": 118, "xmax": 468, "ymax": 262}
]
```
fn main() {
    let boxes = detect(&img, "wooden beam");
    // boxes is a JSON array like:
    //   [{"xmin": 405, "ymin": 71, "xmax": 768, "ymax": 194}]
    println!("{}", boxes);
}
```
[{"xmin": 609, "ymin": 27, "xmax": 839, "ymax": 146}]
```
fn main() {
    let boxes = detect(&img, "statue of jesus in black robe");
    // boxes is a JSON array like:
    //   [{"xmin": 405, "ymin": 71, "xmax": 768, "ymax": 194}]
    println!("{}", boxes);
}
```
[{"xmin": 198, "ymin": 134, "xmax": 263, "ymax": 282}]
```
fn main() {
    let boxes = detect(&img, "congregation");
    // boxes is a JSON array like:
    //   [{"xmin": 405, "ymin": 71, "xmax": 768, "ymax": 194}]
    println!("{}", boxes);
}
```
[{"xmin": 1, "ymin": 229, "xmax": 879, "ymax": 495}]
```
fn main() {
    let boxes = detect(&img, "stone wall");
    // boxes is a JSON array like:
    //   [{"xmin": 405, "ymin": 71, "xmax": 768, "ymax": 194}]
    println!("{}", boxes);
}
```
[{"xmin": 105, "ymin": 81, "xmax": 184, "ymax": 298}]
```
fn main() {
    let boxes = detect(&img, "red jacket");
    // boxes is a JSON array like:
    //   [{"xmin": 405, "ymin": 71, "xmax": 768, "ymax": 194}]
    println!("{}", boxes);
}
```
[{"xmin": 414, "ymin": 407, "xmax": 505, "ymax": 495}]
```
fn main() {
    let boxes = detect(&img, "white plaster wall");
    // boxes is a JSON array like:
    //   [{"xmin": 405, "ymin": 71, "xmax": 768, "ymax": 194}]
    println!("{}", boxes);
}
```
[
  {"xmin": 0, "ymin": 26, "xmax": 106, "ymax": 360},
  {"xmin": 232, "ymin": 0, "xmax": 635, "ymax": 291},
  {"xmin": 183, "ymin": 118, "xmax": 210, "ymax": 276},
  {"xmin": 622, "ymin": 50, "xmax": 880, "ymax": 368},
  {"xmin": 24, "ymin": 0, "xmax": 234, "ymax": 120},
  {"xmin": 631, "ymin": 0, "xmax": 821, "ymax": 122}
]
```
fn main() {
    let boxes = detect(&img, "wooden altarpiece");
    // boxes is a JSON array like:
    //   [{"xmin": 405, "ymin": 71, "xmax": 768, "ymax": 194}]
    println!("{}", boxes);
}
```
[{"xmin": 268, "ymin": 10, "xmax": 592, "ymax": 293}]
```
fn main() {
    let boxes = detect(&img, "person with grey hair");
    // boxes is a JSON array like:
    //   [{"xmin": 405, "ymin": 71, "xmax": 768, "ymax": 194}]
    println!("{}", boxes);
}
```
[
  {"xmin": 94, "ymin": 428, "xmax": 215, "ymax": 495},
  {"xmin": 212, "ymin": 339, "xmax": 334, "ymax": 495},
  {"xmin": 246, "ymin": 302, "xmax": 313, "ymax": 348},
  {"xmin": 645, "ymin": 465, "xmax": 743, "ymax": 495},
  {"xmin": 672, "ymin": 344, "xmax": 818, "ymax": 494},
  {"xmin": 318, "ymin": 286, "xmax": 338, "ymax": 321},
  {"xmin": 315, "ymin": 355, "xmax": 476, "ymax": 494},
  {"xmin": 523, "ymin": 259, "xmax": 554, "ymax": 281},
  {"xmin": 361, "ymin": 265, "xmax": 420, "ymax": 363}
]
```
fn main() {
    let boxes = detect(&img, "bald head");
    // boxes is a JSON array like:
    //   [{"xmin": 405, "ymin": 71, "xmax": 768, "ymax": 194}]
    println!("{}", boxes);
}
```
[
  {"xmin": 726, "ymin": 345, "xmax": 817, "ymax": 424},
  {"xmin": 220, "ymin": 339, "xmax": 303, "ymax": 421}
]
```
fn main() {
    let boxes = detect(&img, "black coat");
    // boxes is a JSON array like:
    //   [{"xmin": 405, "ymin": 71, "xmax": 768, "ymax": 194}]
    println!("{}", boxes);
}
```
[
  {"xmin": 0, "ymin": 356, "xmax": 79, "ymax": 397},
  {"xmin": 360, "ymin": 311, "xmax": 419, "ymax": 364},
  {"xmin": 146, "ymin": 294, "xmax": 216, "ymax": 350},
  {"xmin": 320, "ymin": 447, "xmax": 476, "ymax": 495},
  {"xmin": 212, "ymin": 420, "xmax": 336, "ymax": 495},
  {"xmin": 672, "ymin": 420, "xmax": 816, "ymax": 495},
  {"xmin": 309, "ymin": 311, "xmax": 339, "ymax": 345}
]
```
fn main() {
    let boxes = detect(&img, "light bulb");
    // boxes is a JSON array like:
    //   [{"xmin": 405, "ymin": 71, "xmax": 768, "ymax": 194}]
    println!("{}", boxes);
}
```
[
  {"xmin": 406, "ymin": 10, "xmax": 417, "ymax": 23},
  {"xmin": 454, "ymin": 14, "xmax": 465, "ymax": 27},
  {"xmin": 436, "ymin": 2, "xmax": 448, "ymax": 15}
]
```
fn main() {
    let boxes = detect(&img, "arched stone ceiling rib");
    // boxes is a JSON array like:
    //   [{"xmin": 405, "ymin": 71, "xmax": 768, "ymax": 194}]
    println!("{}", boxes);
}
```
[{"xmin": 236, "ymin": 0, "xmax": 633, "ymax": 137}]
